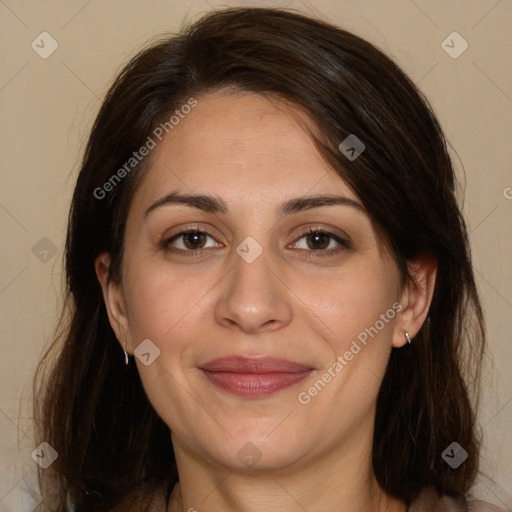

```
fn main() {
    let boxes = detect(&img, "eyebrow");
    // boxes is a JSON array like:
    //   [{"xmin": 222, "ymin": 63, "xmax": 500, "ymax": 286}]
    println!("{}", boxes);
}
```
[
  {"xmin": 144, "ymin": 190, "xmax": 228, "ymax": 217},
  {"xmin": 144, "ymin": 190, "xmax": 366, "ymax": 218},
  {"xmin": 277, "ymin": 194, "xmax": 366, "ymax": 217}
]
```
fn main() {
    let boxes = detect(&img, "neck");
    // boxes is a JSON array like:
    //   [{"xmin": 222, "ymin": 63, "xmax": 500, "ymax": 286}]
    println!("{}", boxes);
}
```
[{"xmin": 166, "ymin": 435, "xmax": 406, "ymax": 512}]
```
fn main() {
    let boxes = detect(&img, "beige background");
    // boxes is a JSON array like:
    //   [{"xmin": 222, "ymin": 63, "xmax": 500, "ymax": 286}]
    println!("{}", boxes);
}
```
[{"xmin": 0, "ymin": 0, "xmax": 511, "ymax": 510}]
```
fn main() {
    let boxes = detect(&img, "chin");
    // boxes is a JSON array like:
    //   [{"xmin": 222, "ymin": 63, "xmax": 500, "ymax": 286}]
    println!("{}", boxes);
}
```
[{"xmin": 198, "ymin": 425, "xmax": 314, "ymax": 472}]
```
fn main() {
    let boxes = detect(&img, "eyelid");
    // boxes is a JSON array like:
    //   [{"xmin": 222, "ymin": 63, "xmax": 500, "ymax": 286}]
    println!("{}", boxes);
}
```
[
  {"xmin": 161, "ymin": 223, "xmax": 224, "ymax": 243},
  {"xmin": 288, "ymin": 227, "xmax": 351, "ymax": 252},
  {"xmin": 288, "ymin": 224, "xmax": 351, "ymax": 245},
  {"xmin": 171, "ymin": 231, "xmax": 220, "ymax": 248},
  {"xmin": 162, "ymin": 225, "xmax": 224, "ymax": 251}
]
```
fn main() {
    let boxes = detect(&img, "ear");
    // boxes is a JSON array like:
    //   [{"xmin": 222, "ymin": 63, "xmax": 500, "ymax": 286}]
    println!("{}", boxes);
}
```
[
  {"xmin": 393, "ymin": 253, "xmax": 438, "ymax": 348},
  {"xmin": 95, "ymin": 252, "xmax": 133, "ymax": 354}
]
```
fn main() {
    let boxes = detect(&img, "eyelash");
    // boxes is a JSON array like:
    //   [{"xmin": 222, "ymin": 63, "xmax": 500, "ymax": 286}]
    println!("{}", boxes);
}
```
[
  {"xmin": 294, "ymin": 228, "xmax": 351, "ymax": 258},
  {"xmin": 161, "ymin": 227, "xmax": 350, "ymax": 258}
]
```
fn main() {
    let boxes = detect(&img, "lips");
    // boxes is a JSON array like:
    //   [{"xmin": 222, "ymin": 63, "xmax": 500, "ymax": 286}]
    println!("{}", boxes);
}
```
[{"xmin": 199, "ymin": 356, "xmax": 314, "ymax": 398}]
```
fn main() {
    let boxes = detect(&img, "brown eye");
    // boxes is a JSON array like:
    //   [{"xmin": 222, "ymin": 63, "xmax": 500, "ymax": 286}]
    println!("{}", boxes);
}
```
[
  {"xmin": 305, "ymin": 232, "xmax": 331, "ymax": 250},
  {"xmin": 182, "ymin": 232, "xmax": 207, "ymax": 249},
  {"xmin": 163, "ymin": 230, "xmax": 222, "ymax": 254},
  {"xmin": 290, "ymin": 229, "xmax": 350, "ymax": 255}
]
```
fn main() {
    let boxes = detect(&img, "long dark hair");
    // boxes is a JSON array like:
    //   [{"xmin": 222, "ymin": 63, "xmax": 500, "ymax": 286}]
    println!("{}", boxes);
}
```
[{"xmin": 34, "ymin": 7, "xmax": 485, "ymax": 510}]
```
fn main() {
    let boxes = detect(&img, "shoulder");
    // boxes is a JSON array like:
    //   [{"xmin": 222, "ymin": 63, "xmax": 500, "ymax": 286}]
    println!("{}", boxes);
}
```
[{"xmin": 409, "ymin": 487, "xmax": 507, "ymax": 512}]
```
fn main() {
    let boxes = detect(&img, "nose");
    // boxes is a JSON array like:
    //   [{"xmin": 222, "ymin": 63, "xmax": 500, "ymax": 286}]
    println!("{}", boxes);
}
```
[{"xmin": 214, "ymin": 247, "xmax": 293, "ymax": 334}]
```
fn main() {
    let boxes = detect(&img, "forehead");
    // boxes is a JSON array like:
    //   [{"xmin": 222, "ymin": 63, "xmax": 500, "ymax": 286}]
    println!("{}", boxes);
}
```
[{"xmin": 132, "ymin": 90, "xmax": 359, "ymax": 212}]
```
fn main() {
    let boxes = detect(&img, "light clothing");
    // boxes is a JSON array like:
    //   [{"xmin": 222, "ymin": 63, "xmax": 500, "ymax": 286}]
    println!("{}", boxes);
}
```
[{"xmin": 409, "ymin": 487, "xmax": 507, "ymax": 511}]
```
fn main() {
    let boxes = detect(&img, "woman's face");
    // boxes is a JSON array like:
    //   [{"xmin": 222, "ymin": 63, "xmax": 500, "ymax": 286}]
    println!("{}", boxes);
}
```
[{"xmin": 102, "ymin": 90, "xmax": 411, "ymax": 473}]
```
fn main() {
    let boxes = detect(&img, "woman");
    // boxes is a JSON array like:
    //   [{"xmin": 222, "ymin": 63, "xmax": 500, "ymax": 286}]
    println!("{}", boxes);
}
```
[{"xmin": 34, "ymin": 7, "xmax": 505, "ymax": 512}]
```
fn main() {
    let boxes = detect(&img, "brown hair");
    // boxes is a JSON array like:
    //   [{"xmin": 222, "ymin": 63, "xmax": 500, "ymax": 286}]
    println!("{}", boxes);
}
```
[{"xmin": 34, "ymin": 7, "xmax": 485, "ymax": 510}]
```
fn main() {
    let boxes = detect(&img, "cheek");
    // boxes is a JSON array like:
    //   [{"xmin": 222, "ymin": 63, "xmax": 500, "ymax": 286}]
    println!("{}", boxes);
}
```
[
  {"xmin": 121, "ymin": 265, "xmax": 210, "ymax": 430},
  {"xmin": 291, "ymin": 258, "xmax": 399, "ymax": 352},
  {"xmin": 122, "ymin": 259, "xmax": 211, "ymax": 342}
]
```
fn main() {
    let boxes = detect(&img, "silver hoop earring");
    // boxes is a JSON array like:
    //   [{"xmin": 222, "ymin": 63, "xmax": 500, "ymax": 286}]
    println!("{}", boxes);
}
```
[
  {"xmin": 405, "ymin": 331, "xmax": 412, "ymax": 344},
  {"xmin": 123, "ymin": 343, "xmax": 129, "ymax": 365}
]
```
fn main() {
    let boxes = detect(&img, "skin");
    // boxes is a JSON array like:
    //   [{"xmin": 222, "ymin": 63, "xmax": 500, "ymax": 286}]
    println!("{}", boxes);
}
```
[{"xmin": 96, "ymin": 90, "xmax": 437, "ymax": 512}]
